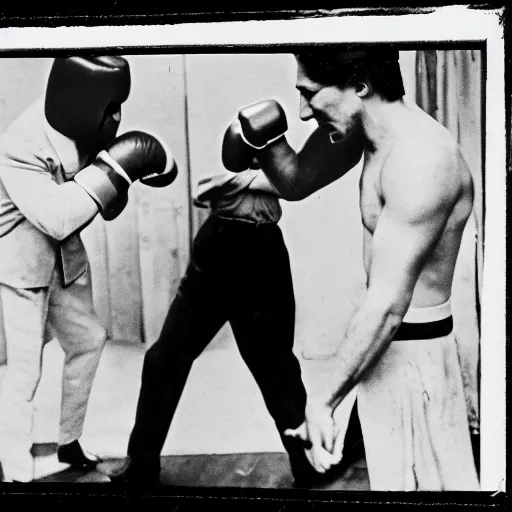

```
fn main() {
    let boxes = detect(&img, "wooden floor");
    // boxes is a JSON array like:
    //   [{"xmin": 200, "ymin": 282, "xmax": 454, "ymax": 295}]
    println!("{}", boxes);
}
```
[
  {"xmin": 27, "ymin": 445, "xmax": 369, "ymax": 490},
  {"xmin": 1, "ymin": 448, "xmax": 371, "ymax": 512}
]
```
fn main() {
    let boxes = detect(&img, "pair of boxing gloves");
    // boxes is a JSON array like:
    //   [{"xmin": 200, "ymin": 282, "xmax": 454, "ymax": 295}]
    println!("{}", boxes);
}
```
[{"xmin": 77, "ymin": 98, "xmax": 285, "ymax": 221}]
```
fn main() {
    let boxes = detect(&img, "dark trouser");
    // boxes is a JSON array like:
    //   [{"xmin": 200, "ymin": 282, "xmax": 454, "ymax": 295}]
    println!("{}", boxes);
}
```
[{"xmin": 127, "ymin": 215, "xmax": 307, "ymax": 470}]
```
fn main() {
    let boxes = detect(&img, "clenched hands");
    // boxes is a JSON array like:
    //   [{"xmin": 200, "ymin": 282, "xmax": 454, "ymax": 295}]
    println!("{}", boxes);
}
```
[{"xmin": 284, "ymin": 399, "xmax": 344, "ymax": 473}]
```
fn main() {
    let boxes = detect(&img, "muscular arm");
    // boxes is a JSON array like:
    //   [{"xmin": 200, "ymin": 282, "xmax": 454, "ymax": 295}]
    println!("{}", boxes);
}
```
[
  {"xmin": 0, "ymin": 158, "xmax": 99, "ymax": 241},
  {"xmin": 324, "ymin": 148, "xmax": 461, "ymax": 410},
  {"xmin": 256, "ymin": 127, "xmax": 364, "ymax": 201}
]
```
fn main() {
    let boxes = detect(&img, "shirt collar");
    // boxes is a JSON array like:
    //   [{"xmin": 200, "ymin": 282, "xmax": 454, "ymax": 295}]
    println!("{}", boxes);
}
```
[{"xmin": 44, "ymin": 119, "xmax": 82, "ymax": 178}]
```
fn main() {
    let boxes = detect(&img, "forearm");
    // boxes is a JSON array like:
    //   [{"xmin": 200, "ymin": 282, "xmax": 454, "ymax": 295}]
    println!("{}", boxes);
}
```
[
  {"xmin": 257, "ymin": 138, "xmax": 304, "ymax": 200},
  {"xmin": 20, "ymin": 182, "xmax": 98, "ymax": 240},
  {"xmin": 257, "ymin": 129, "xmax": 364, "ymax": 201},
  {"xmin": 2, "ymin": 171, "xmax": 99, "ymax": 240},
  {"xmin": 325, "ymin": 297, "xmax": 406, "ymax": 410}
]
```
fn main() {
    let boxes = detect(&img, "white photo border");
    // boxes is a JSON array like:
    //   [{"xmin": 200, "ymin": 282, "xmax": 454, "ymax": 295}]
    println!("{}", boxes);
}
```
[{"xmin": 0, "ymin": 4, "xmax": 506, "ymax": 496}]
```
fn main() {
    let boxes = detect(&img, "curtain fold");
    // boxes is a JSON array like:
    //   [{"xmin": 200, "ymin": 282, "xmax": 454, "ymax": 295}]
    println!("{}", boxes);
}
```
[{"xmin": 415, "ymin": 49, "xmax": 483, "ymax": 433}]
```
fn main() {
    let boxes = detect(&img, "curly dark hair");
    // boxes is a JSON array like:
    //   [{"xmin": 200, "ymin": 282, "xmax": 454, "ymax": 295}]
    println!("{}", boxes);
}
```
[{"xmin": 295, "ymin": 46, "xmax": 405, "ymax": 101}]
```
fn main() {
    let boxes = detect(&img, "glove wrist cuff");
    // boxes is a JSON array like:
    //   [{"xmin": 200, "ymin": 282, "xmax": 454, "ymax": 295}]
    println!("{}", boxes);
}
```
[
  {"xmin": 74, "ymin": 162, "xmax": 130, "ymax": 219},
  {"xmin": 96, "ymin": 150, "xmax": 133, "ymax": 185},
  {"xmin": 74, "ymin": 164, "xmax": 121, "ymax": 212},
  {"xmin": 237, "ymin": 120, "xmax": 285, "ymax": 151}
]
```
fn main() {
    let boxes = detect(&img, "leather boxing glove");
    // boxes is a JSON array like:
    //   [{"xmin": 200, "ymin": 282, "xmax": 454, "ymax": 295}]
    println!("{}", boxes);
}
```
[
  {"xmin": 222, "ymin": 99, "xmax": 288, "ymax": 173},
  {"xmin": 74, "ymin": 131, "xmax": 177, "ymax": 220},
  {"xmin": 238, "ymin": 99, "xmax": 288, "ymax": 149},
  {"xmin": 100, "ymin": 131, "xmax": 178, "ymax": 187},
  {"xmin": 221, "ymin": 121, "xmax": 256, "ymax": 173}
]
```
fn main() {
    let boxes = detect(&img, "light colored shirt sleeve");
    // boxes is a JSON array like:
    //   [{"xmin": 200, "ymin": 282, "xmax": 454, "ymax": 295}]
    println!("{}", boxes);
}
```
[{"xmin": 0, "ymin": 150, "xmax": 99, "ymax": 241}]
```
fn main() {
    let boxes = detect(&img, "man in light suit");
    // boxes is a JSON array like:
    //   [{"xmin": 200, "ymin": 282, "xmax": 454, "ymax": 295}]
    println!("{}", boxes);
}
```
[{"xmin": 0, "ymin": 56, "xmax": 177, "ymax": 482}]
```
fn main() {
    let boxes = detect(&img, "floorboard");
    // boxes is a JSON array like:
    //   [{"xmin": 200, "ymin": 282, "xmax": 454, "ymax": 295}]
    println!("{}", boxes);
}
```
[{"xmin": 29, "ymin": 446, "xmax": 369, "ymax": 491}]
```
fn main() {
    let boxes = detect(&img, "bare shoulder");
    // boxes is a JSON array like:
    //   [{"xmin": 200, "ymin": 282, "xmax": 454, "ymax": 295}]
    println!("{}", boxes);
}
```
[{"xmin": 381, "ymin": 126, "xmax": 467, "ymax": 216}]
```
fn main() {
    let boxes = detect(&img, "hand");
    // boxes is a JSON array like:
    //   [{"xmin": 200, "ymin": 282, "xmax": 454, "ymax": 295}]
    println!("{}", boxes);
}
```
[{"xmin": 284, "ymin": 399, "xmax": 341, "ymax": 473}]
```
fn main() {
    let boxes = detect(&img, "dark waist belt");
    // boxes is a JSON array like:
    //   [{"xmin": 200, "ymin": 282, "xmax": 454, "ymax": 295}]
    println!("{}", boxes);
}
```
[
  {"xmin": 393, "ymin": 316, "xmax": 453, "ymax": 341},
  {"xmin": 213, "ymin": 214, "xmax": 278, "ymax": 228}
]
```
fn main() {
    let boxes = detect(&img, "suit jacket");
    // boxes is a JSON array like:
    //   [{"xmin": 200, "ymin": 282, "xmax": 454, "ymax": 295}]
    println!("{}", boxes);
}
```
[
  {"xmin": 0, "ymin": 98, "xmax": 99, "ymax": 290},
  {"xmin": 0, "ymin": 98, "xmax": 102, "ymax": 365}
]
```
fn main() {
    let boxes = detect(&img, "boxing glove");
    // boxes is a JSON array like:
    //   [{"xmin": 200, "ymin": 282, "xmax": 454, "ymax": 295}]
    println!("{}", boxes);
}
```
[
  {"xmin": 100, "ymin": 131, "xmax": 178, "ymax": 187},
  {"xmin": 222, "ymin": 99, "xmax": 288, "ymax": 173},
  {"xmin": 238, "ymin": 99, "xmax": 288, "ymax": 149},
  {"xmin": 74, "ymin": 131, "xmax": 177, "ymax": 220},
  {"xmin": 221, "ymin": 121, "xmax": 256, "ymax": 173}
]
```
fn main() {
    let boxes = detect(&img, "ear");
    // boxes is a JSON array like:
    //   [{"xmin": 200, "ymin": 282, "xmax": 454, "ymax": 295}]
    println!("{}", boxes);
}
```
[{"xmin": 355, "ymin": 82, "xmax": 372, "ymax": 98}]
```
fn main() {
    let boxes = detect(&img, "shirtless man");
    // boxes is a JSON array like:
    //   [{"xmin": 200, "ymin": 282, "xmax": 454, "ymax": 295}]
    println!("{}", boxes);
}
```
[{"xmin": 222, "ymin": 47, "xmax": 480, "ymax": 491}]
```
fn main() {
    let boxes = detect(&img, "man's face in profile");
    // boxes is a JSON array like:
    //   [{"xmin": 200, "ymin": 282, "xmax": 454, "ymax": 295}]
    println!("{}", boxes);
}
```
[{"xmin": 295, "ymin": 59, "xmax": 364, "ymax": 142}]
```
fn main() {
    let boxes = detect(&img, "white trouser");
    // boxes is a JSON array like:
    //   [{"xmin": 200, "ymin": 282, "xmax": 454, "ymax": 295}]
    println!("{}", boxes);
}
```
[
  {"xmin": 357, "ymin": 299, "xmax": 480, "ymax": 491},
  {"xmin": 0, "ymin": 266, "xmax": 107, "ymax": 482}
]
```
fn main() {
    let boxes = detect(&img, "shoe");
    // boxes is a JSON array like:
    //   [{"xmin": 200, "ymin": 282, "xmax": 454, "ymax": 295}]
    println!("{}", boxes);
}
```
[
  {"xmin": 108, "ymin": 457, "xmax": 161, "ymax": 487},
  {"xmin": 0, "ymin": 451, "xmax": 35, "ymax": 482},
  {"xmin": 57, "ymin": 440, "xmax": 100, "ymax": 468}
]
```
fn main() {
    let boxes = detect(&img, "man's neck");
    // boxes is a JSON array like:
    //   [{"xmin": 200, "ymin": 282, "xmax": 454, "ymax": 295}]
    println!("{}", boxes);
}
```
[{"xmin": 361, "ymin": 97, "xmax": 412, "ymax": 153}]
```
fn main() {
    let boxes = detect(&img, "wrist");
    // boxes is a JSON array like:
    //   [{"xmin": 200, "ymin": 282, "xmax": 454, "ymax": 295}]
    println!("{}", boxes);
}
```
[
  {"xmin": 326, "ymin": 394, "xmax": 343, "ymax": 411},
  {"xmin": 239, "ymin": 125, "xmax": 286, "ymax": 151},
  {"xmin": 96, "ymin": 150, "xmax": 132, "ymax": 185},
  {"xmin": 74, "ymin": 160, "xmax": 129, "ymax": 220},
  {"xmin": 325, "ymin": 373, "xmax": 355, "ymax": 411},
  {"xmin": 307, "ymin": 395, "xmax": 334, "ymax": 416}
]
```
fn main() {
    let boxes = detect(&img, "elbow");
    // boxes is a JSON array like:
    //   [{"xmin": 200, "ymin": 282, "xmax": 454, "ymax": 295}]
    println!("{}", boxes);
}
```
[
  {"xmin": 385, "ymin": 309, "xmax": 407, "ymax": 335},
  {"xmin": 54, "ymin": 231, "xmax": 73, "ymax": 242},
  {"xmin": 388, "ymin": 290, "xmax": 413, "ymax": 320},
  {"xmin": 39, "ymin": 218, "xmax": 76, "ymax": 241},
  {"xmin": 289, "ymin": 189, "xmax": 312, "ymax": 201},
  {"xmin": 281, "ymin": 191, "xmax": 305, "ymax": 202},
  {"xmin": 365, "ymin": 287, "xmax": 413, "ymax": 326},
  {"xmin": 279, "ymin": 186, "xmax": 311, "ymax": 202},
  {"xmin": 46, "ymin": 227, "xmax": 72, "ymax": 242},
  {"xmin": 371, "ymin": 301, "xmax": 404, "ymax": 331}
]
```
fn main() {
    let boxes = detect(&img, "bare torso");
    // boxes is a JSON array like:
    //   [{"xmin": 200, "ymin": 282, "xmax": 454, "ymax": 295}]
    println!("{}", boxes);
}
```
[{"xmin": 359, "ymin": 104, "xmax": 474, "ymax": 308}]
